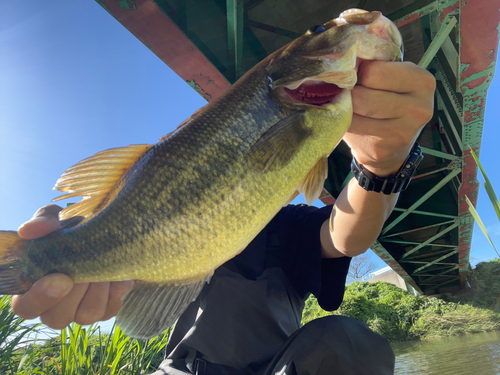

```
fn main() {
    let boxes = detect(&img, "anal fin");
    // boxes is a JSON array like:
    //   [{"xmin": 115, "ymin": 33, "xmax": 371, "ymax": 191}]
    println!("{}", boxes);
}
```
[
  {"xmin": 116, "ymin": 277, "xmax": 209, "ymax": 340},
  {"xmin": 298, "ymin": 156, "xmax": 328, "ymax": 205},
  {"xmin": 284, "ymin": 190, "xmax": 300, "ymax": 206}
]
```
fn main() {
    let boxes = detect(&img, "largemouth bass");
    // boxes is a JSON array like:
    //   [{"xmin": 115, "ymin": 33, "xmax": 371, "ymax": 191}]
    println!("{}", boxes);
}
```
[{"xmin": 0, "ymin": 9, "xmax": 402, "ymax": 339}]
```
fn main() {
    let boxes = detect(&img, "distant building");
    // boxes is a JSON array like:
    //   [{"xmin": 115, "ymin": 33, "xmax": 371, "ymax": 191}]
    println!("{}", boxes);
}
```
[{"xmin": 367, "ymin": 267, "xmax": 420, "ymax": 296}]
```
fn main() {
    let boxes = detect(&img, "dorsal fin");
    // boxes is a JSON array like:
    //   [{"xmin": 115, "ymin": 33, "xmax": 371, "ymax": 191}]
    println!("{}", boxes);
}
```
[
  {"xmin": 158, "ymin": 104, "xmax": 208, "ymax": 143},
  {"xmin": 53, "ymin": 144, "xmax": 153, "ymax": 221}
]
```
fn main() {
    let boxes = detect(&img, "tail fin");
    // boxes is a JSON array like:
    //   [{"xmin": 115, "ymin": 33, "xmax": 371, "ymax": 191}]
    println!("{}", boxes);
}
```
[{"xmin": 0, "ymin": 231, "xmax": 29, "ymax": 295}]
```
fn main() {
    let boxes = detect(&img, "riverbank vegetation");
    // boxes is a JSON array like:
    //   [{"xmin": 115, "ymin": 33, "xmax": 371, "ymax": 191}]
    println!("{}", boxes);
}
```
[
  {"xmin": 0, "ymin": 295, "xmax": 169, "ymax": 374},
  {"xmin": 2, "ymin": 260, "xmax": 499, "ymax": 373},
  {"xmin": 303, "ymin": 259, "xmax": 500, "ymax": 342}
]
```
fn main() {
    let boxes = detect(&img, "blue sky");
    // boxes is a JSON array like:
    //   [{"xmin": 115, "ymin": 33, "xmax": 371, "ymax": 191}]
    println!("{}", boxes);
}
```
[{"xmin": 1, "ymin": 0, "xmax": 499, "ymax": 274}]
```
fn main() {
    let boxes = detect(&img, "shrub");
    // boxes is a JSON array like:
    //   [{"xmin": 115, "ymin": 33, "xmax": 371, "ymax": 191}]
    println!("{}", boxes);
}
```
[{"xmin": 302, "ymin": 280, "xmax": 500, "ymax": 342}]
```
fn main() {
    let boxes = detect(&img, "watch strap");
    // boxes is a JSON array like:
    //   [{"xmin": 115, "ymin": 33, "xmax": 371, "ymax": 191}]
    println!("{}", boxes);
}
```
[{"xmin": 351, "ymin": 142, "xmax": 423, "ymax": 195}]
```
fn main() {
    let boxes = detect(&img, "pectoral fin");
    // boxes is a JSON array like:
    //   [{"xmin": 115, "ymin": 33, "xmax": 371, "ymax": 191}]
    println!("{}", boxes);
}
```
[
  {"xmin": 298, "ymin": 156, "xmax": 328, "ymax": 205},
  {"xmin": 249, "ymin": 112, "xmax": 311, "ymax": 173},
  {"xmin": 116, "ymin": 277, "xmax": 209, "ymax": 340}
]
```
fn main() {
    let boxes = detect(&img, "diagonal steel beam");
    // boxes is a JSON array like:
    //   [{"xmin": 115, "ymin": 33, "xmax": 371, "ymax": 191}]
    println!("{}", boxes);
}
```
[
  {"xmin": 227, "ymin": 0, "xmax": 244, "ymax": 80},
  {"xmin": 380, "ymin": 239, "xmax": 457, "ymax": 247},
  {"xmin": 419, "ymin": 275, "xmax": 457, "ymax": 285},
  {"xmin": 370, "ymin": 240, "xmax": 424, "ymax": 294},
  {"xmin": 412, "ymin": 249, "xmax": 459, "ymax": 274},
  {"xmin": 389, "ymin": 0, "xmax": 437, "ymax": 27},
  {"xmin": 416, "ymin": 265, "xmax": 459, "ymax": 282},
  {"xmin": 382, "ymin": 168, "xmax": 461, "ymax": 235},
  {"xmin": 380, "ymin": 219, "xmax": 456, "ymax": 239},
  {"xmin": 438, "ymin": 110, "xmax": 462, "ymax": 153},
  {"xmin": 399, "ymin": 260, "xmax": 456, "ymax": 265},
  {"xmin": 419, "ymin": 16, "xmax": 457, "ymax": 69},
  {"xmin": 247, "ymin": 20, "xmax": 302, "ymax": 39},
  {"xmin": 420, "ymin": 146, "xmax": 459, "ymax": 160},
  {"xmin": 405, "ymin": 247, "xmax": 460, "ymax": 260},
  {"xmin": 391, "ymin": 208, "xmax": 457, "ymax": 219},
  {"xmin": 430, "ymin": 276, "xmax": 461, "ymax": 290},
  {"xmin": 414, "ymin": 165, "xmax": 452, "ymax": 179},
  {"xmin": 401, "ymin": 222, "xmax": 459, "ymax": 259}
]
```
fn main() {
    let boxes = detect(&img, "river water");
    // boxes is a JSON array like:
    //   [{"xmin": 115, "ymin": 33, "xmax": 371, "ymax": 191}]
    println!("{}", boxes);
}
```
[{"xmin": 392, "ymin": 331, "xmax": 500, "ymax": 374}]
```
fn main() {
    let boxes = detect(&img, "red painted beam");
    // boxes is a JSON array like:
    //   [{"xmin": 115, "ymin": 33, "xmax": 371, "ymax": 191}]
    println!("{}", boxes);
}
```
[
  {"xmin": 98, "ymin": 0, "xmax": 231, "ymax": 101},
  {"xmin": 455, "ymin": 0, "xmax": 500, "ymax": 284},
  {"xmin": 319, "ymin": 188, "xmax": 336, "ymax": 206}
]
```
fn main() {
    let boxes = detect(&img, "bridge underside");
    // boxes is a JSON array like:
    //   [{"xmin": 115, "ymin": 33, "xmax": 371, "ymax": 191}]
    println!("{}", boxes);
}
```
[{"xmin": 97, "ymin": 0, "xmax": 500, "ymax": 294}]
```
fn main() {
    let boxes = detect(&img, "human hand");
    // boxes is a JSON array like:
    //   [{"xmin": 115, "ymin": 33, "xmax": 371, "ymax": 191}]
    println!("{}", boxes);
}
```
[
  {"xmin": 12, "ymin": 205, "xmax": 134, "ymax": 329},
  {"xmin": 344, "ymin": 61, "xmax": 435, "ymax": 177}
]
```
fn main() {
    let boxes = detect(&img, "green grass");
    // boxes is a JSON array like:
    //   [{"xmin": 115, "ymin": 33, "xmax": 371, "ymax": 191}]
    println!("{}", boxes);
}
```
[
  {"xmin": 0, "ymin": 296, "xmax": 39, "ymax": 374},
  {"xmin": 0, "ymin": 308, "xmax": 170, "ymax": 375},
  {"xmin": 467, "ymin": 147, "xmax": 500, "ymax": 257},
  {"xmin": 302, "ymin": 279, "xmax": 500, "ymax": 342}
]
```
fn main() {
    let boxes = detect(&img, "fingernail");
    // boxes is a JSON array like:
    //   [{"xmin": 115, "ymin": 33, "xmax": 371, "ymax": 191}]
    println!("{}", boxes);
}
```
[
  {"xmin": 42, "ymin": 277, "xmax": 72, "ymax": 298},
  {"xmin": 32, "ymin": 205, "xmax": 62, "ymax": 219}
]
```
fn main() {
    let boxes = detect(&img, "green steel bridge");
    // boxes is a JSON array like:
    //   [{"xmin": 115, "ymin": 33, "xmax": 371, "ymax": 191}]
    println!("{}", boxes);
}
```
[{"xmin": 96, "ymin": 0, "xmax": 500, "ymax": 294}]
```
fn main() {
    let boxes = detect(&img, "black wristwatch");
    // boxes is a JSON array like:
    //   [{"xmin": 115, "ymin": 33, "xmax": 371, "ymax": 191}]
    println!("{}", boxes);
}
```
[{"xmin": 351, "ymin": 142, "xmax": 423, "ymax": 195}]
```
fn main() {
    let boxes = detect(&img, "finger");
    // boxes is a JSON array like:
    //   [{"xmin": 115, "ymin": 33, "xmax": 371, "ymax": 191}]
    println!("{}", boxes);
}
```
[
  {"xmin": 101, "ymin": 280, "xmax": 134, "ymax": 321},
  {"xmin": 357, "ymin": 61, "xmax": 435, "ymax": 94},
  {"xmin": 347, "ymin": 114, "xmax": 418, "ymax": 146},
  {"xmin": 40, "ymin": 283, "xmax": 90, "ymax": 330},
  {"xmin": 352, "ymin": 86, "xmax": 409, "ymax": 120},
  {"xmin": 11, "ymin": 273, "xmax": 74, "ymax": 320},
  {"xmin": 18, "ymin": 205, "xmax": 63, "ymax": 240},
  {"xmin": 74, "ymin": 282, "xmax": 110, "ymax": 325}
]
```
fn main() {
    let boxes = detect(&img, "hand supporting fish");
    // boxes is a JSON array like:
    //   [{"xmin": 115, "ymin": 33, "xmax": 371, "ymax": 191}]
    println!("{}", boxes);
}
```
[{"xmin": 4, "ymin": 9, "xmax": 435, "ymax": 338}]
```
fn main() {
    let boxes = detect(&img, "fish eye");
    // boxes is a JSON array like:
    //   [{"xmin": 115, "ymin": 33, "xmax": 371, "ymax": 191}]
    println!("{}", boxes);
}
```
[{"xmin": 308, "ymin": 25, "xmax": 326, "ymax": 34}]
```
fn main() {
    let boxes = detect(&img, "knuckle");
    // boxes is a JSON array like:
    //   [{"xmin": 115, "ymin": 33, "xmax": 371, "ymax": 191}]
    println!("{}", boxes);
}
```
[
  {"xmin": 421, "ymin": 70, "xmax": 437, "ymax": 92},
  {"xmin": 75, "ymin": 308, "xmax": 103, "ymax": 326},
  {"xmin": 413, "ymin": 103, "xmax": 434, "ymax": 125},
  {"xmin": 33, "ymin": 205, "xmax": 63, "ymax": 219},
  {"xmin": 75, "ymin": 312, "xmax": 102, "ymax": 326},
  {"xmin": 41, "ymin": 314, "xmax": 72, "ymax": 330}
]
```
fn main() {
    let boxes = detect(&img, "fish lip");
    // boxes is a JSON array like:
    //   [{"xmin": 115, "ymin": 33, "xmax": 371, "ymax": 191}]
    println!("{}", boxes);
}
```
[
  {"xmin": 275, "ymin": 84, "xmax": 349, "ymax": 109},
  {"xmin": 274, "ymin": 66, "xmax": 356, "ymax": 109}
]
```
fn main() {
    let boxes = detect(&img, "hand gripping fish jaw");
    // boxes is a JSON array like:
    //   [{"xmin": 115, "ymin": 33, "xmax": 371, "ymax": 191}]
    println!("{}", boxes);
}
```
[{"xmin": 268, "ymin": 9, "xmax": 403, "ymax": 108}]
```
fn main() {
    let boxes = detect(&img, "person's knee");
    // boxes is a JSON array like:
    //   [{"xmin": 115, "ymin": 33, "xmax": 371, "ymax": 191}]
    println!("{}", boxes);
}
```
[
  {"xmin": 303, "ymin": 315, "xmax": 387, "ymax": 344},
  {"xmin": 297, "ymin": 316, "xmax": 395, "ymax": 374}
]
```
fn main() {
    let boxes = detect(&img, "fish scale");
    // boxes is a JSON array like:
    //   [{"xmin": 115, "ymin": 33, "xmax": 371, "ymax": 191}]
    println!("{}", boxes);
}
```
[{"xmin": 0, "ymin": 9, "xmax": 403, "ymax": 338}]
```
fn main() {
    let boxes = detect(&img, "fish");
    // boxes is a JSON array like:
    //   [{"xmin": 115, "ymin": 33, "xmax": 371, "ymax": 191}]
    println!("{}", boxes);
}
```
[{"xmin": 0, "ymin": 9, "xmax": 402, "ymax": 339}]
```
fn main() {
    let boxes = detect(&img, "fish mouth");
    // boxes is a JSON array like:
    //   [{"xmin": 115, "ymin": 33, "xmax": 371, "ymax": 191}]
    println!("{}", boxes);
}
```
[
  {"xmin": 276, "ymin": 56, "xmax": 359, "ymax": 108},
  {"xmin": 283, "ymin": 81, "xmax": 344, "ymax": 106}
]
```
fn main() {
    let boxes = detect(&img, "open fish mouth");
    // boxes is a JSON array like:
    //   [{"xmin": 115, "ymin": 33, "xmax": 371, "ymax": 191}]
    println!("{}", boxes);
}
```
[
  {"xmin": 284, "ymin": 81, "xmax": 343, "ymax": 106},
  {"xmin": 277, "ymin": 64, "xmax": 358, "ymax": 107}
]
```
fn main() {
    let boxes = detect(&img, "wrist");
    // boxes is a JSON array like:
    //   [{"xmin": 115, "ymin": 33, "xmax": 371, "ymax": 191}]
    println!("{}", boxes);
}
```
[{"xmin": 351, "ymin": 142, "xmax": 423, "ymax": 195}]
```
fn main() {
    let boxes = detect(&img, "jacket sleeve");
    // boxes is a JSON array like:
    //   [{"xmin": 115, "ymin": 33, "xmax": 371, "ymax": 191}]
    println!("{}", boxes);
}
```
[{"xmin": 277, "ymin": 204, "xmax": 351, "ymax": 311}]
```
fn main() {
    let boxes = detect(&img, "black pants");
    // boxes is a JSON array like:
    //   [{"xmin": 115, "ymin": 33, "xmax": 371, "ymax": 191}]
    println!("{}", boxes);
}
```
[{"xmin": 152, "ymin": 316, "xmax": 395, "ymax": 375}]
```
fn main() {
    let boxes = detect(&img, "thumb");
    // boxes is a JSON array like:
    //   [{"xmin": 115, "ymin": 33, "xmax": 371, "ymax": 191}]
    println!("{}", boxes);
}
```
[{"xmin": 18, "ymin": 205, "xmax": 63, "ymax": 240}]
